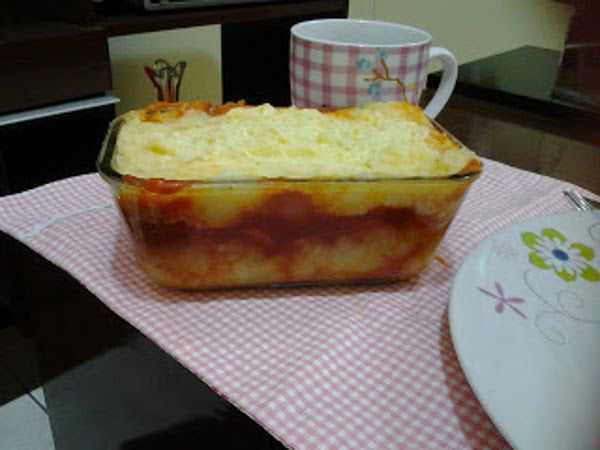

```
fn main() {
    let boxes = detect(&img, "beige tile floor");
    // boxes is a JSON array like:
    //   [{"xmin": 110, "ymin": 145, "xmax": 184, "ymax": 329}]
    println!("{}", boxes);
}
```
[
  {"xmin": 0, "ymin": 387, "xmax": 55, "ymax": 450},
  {"xmin": 0, "ymin": 325, "xmax": 54, "ymax": 449}
]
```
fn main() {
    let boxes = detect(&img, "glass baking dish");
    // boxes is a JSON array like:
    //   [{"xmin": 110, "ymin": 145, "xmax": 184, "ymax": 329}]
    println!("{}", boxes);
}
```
[{"xmin": 97, "ymin": 117, "xmax": 481, "ymax": 290}]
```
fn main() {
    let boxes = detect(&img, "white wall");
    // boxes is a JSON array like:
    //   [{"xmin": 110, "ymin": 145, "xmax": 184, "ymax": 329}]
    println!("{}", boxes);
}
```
[
  {"xmin": 108, "ymin": 25, "xmax": 222, "ymax": 114},
  {"xmin": 349, "ymin": 0, "xmax": 573, "ymax": 67}
]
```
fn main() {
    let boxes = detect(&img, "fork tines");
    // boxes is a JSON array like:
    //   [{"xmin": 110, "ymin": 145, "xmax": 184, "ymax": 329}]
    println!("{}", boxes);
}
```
[{"xmin": 563, "ymin": 190, "xmax": 594, "ymax": 211}]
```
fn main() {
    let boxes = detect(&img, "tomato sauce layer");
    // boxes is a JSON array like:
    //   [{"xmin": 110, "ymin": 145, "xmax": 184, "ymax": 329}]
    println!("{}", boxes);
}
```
[
  {"xmin": 118, "ymin": 189, "xmax": 454, "ymax": 287},
  {"xmin": 121, "ymin": 191, "xmax": 441, "ymax": 252}
]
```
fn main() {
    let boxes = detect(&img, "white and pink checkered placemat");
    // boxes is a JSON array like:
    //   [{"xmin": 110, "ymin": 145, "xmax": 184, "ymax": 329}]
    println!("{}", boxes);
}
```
[{"xmin": 1, "ymin": 159, "xmax": 596, "ymax": 449}]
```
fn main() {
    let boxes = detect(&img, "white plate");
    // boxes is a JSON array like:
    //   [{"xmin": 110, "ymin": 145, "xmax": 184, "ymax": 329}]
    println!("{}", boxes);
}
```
[{"xmin": 450, "ymin": 211, "xmax": 600, "ymax": 450}]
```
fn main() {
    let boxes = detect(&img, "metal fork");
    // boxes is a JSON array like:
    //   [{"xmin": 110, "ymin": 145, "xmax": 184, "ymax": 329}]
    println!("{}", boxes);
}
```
[{"xmin": 563, "ymin": 191, "xmax": 600, "ymax": 217}]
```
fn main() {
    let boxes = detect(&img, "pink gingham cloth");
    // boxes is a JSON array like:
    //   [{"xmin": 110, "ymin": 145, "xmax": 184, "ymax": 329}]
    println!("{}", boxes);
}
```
[
  {"xmin": 290, "ymin": 34, "xmax": 428, "ymax": 107},
  {"xmin": 1, "ymin": 159, "xmax": 597, "ymax": 449}
]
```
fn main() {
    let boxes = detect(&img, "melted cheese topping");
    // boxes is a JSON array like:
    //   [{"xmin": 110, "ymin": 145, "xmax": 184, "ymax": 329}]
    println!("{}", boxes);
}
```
[{"xmin": 112, "ymin": 101, "xmax": 479, "ymax": 181}]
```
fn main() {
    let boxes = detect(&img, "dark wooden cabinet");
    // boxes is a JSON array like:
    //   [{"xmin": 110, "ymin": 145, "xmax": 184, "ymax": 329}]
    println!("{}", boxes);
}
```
[
  {"xmin": 0, "ymin": 23, "xmax": 111, "ymax": 115},
  {"xmin": 221, "ymin": 8, "xmax": 346, "ymax": 105},
  {"xmin": 0, "ymin": 105, "xmax": 115, "ymax": 194},
  {"xmin": 0, "ymin": 11, "xmax": 115, "ymax": 195}
]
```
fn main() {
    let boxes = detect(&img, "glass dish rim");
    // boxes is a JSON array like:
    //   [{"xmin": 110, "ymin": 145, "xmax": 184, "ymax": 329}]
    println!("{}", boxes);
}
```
[{"xmin": 97, "ymin": 116, "xmax": 483, "ymax": 187}]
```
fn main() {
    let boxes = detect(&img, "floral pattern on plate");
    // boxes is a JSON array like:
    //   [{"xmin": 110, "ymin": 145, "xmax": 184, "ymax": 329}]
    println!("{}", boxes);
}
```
[{"xmin": 521, "ymin": 228, "xmax": 600, "ymax": 282}]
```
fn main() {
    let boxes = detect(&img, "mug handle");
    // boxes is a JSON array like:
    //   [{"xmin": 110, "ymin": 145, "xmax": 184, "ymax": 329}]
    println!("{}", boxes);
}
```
[{"xmin": 423, "ymin": 47, "xmax": 458, "ymax": 119}]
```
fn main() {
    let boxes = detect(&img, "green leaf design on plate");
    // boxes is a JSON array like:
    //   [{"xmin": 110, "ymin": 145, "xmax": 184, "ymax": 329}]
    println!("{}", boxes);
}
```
[
  {"xmin": 528, "ymin": 252, "xmax": 550, "ymax": 270},
  {"xmin": 541, "ymin": 228, "xmax": 566, "ymax": 244},
  {"xmin": 521, "ymin": 232, "xmax": 540, "ymax": 250},
  {"xmin": 555, "ymin": 267, "xmax": 577, "ymax": 282},
  {"xmin": 569, "ymin": 242, "xmax": 595, "ymax": 261},
  {"xmin": 580, "ymin": 264, "xmax": 600, "ymax": 282}
]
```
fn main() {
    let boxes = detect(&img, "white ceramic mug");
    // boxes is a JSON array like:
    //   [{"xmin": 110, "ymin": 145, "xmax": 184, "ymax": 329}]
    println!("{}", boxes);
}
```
[{"xmin": 290, "ymin": 19, "xmax": 457, "ymax": 118}]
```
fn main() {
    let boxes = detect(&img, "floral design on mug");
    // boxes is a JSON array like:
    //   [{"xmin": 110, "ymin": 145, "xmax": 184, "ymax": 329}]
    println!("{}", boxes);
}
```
[
  {"xmin": 521, "ymin": 228, "xmax": 600, "ymax": 282},
  {"xmin": 356, "ymin": 49, "xmax": 417, "ymax": 101}
]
